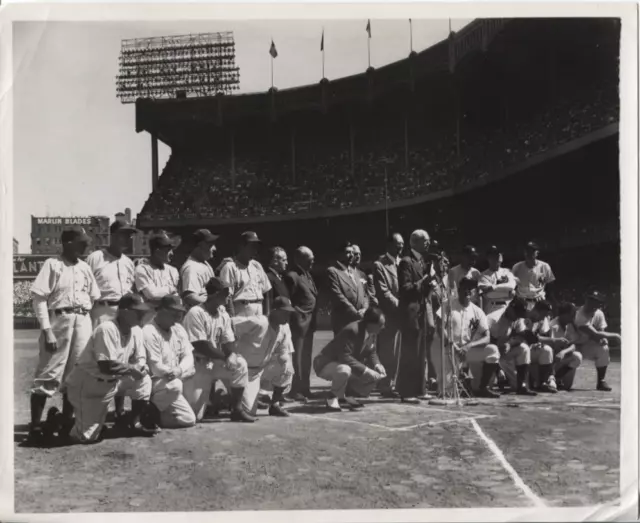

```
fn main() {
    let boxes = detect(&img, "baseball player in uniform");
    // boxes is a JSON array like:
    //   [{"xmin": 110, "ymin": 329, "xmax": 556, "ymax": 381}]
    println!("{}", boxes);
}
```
[
  {"xmin": 511, "ymin": 301, "xmax": 558, "ymax": 393},
  {"xmin": 573, "ymin": 290, "xmax": 620, "ymax": 391},
  {"xmin": 512, "ymin": 241, "xmax": 556, "ymax": 311},
  {"xmin": 448, "ymin": 245, "xmax": 482, "ymax": 305},
  {"xmin": 181, "ymin": 277, "xmax": 255, "ymax": 423},
  {"xmin": 180, "ymin": 229, "xmax": 219, "ymax": 309},
  {"xmin": 60, "ymin": 294, "xmax": 158, "ymax": 443},
  {"xmin": 479, "ymin": 246, "xmax": 516, "ymax": 315},
  {"xmin": 232, "ymin": 297, "xmax": 296, "ymax": 417},
  {"xmin": 135, "ymin": 232, "xmax": 180, "ymax": 325},
  {"xmin": 439, "ymin": 277, "xmax": 501, "ymax": 398},
  {"xmin": 144, "ymin": 295, "xmax": 197, "ymax": 428},
  {"xmin": 219, "ymin": 231, "xmax": 272, "ymax": 317},
  {"xmin": 86, "ymin": 220, "xmax": 139, "ymax": 328},
  {"xmin": 486, "ymin": 298, "xmax": 536, "ymax": 395},
  {"xmin": 549, "ymin": 302, "xmax": 583, "ymax": 391},
  {"xmin": 29, "ymin": 226, "xmax": 100, "ymax": 443}
]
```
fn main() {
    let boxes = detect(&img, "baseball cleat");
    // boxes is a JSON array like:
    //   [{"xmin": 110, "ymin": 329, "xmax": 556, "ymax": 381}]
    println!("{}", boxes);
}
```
[
  {"xmin": 256, "ymin": 399, "xmax": 269, "ymax": 410},
  {"xmin": 341, "ymin": 397, "xmax": 364, "ymax": 409},
  {"xmin": 475, "ymin": 387, "xmax": 500, "ymax": 399},
  {"xmin": 516, "ymin": 385, "xmax": 537, "ymax": 396},
  {"xmin": 597, "ymin": 380, "xmax": 612, "ymax": 392},
  {"xmin": 325, "ymin": 397, "xmax": 342, "ymax": 412},
  {"xmin": 538, "ymin": 383, "xmax": 558, "ymax": 394},
  {"xmin": 230, "ymin": 409, "xmax": 256, "ymax": 423},
  {"xmin": 268, "ymin": 404, "xmax": 290, "ymax": 417}
]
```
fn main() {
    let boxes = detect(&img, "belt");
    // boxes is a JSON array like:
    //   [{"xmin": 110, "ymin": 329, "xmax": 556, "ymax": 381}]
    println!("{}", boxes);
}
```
[
  {"xmin": 96, "ymin": 377, "xmax": 118, "ymax": 383},
  {"xmin": 51, "ymin": 308, "xmax": 89, "ymax": 316},
  {"xmin": 95, "ymin": 300, "xmax": 119, "ymax": 306},
  {"xmin": 234, "ymin": 299, "xmax": 263, "ymax": 305}
]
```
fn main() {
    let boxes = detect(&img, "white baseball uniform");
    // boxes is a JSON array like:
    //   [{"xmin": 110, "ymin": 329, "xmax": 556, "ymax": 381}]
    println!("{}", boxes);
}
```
[
  {"xmin": 549, "ymin": 317, "xmax": 583, "ymax": 389},
  {"xmin": 65, "ymin": 321, "xmax": 151, "ymax": 443},
  {"xmin": 180, "ymin": 256, "xmax": 215, "ymax": 307},
  {"xmin": 573, "ymin": 307, "xmax": 610, "ymax": 367},
  {"xmin": 219, "ymin": 259, "xmax": 272, "ymax": 317},
  {"xmin": 479, "ymin": 267, "xmax": 516, "ymax": 314},
  {"xmin": 488, "ymin": 309, "xmax": 530, "ymax": 389},
  {"xmin": 134, "ymin": 261, "xmax": 180, "ymax": 324},
  {"xmin": 512, "ymin": 260, "xmax": 555, "ymax": 309},
  {"xmin": 448, "ymin": 265, "xmax": 482, "ymax": 304},
  {"xmin": 31, "ymin": 256, "xmax": 100, "ymax": 397}
]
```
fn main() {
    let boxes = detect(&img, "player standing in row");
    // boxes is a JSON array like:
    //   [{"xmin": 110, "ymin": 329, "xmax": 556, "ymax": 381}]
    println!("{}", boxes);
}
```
[
  {"xmin": 512, "ymin": 241, "xmax": 556, "ymax": 310},
  {"xmin": 86, "ymin": 220, "xmax": 139, "ymax": 328},
  {"xmin": 180, "ymin": 229, "xmax": 219, "ymax": 309},
  {"xmin": 219, "ymin": 231, "xmax": 272, "ymax": 317},
  {"xmin": 448, "ymin": 245, "xmax": 482, "ymax": 303},
  {"xmin": 478, "ymin": 246, "xmax": 517, "ymax": 315},
  {"xmin": 134, "ymin": 232, "xmax": 180, "ymax": 324},
  {"xmin": 28, "ymin": 227, "xmax": 100, "ymax": 443}
]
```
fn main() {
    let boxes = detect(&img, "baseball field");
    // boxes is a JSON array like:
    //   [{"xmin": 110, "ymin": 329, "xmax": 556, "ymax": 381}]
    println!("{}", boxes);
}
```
[{"xmin": 14, "ymin": 329, "xmax": 621, "ymax": 513}]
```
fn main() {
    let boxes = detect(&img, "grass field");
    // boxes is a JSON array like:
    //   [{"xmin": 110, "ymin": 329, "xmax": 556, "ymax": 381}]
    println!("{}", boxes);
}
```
[{"xmin": 14, "ymin": 329, "xmax": 620, "ymax": 513}]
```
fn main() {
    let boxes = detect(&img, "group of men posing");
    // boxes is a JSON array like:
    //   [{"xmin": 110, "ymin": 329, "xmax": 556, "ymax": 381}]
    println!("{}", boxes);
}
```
[{"xmin": 25, "ymin": 221, "xmax": 620, "ymax": 444}]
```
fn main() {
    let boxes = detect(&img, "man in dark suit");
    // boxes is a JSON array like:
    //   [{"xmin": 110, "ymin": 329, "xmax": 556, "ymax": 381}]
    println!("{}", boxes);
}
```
[
  {"xmin": 373, "ymin": 232, "xmax": 404, "ymax": 397},
  {"xmin": 327, "ymin": 242, "xmax": 369, "ymax": 335},
  {"xmin": 396, "ymin": 229, "xmax": 438, "ymax": 403},
  {"xmin": 266, "ymin": 247, "xmax": 290, "ymax": 306},
  {"xmin": 352, "ymin": 244, "xmax": 378, "ymax": 307},
  {"xmin": 284, "ymin": 246, "xmax": 318, "ymax": 401},
  {"xmin": 313, "ymin": 307, "xmax": 387, "ymax": 412}
]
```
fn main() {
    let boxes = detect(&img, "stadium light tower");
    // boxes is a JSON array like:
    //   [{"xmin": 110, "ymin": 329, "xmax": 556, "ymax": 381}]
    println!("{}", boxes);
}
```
[{"xmin": 115, "ymin": 32, "xmax": 240, "ymax": 103}]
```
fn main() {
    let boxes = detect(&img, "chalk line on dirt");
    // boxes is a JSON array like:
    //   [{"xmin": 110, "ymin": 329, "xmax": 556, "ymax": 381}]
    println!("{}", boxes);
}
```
[
  {"xmin": 292, "ymin": 412, "xmax": 392, "ymax": 431},
  {"xmin": 392, "ymin": 414, "xmax": 497, "ymax": 431},
  {"xmin": 566, "ymin": 403, "xmax": 621, "ymax": 410},
  {"xmin": 470, "ymin": 418, "xmax": 547, "ymax": 508}
]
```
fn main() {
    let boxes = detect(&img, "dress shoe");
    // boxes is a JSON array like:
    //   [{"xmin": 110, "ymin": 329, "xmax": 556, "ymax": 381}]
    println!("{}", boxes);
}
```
[
  {"xmin": 475, "ymin": 387, "xmax": 500, "ymax": 399},
  {"xmin": 325, "ymin": 397, "xmax": 342, "ymax": 412}
]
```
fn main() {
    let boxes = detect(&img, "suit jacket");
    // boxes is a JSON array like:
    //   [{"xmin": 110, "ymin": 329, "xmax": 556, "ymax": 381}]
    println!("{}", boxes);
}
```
[
  {"xmin": 373, "ymin": 253, "xmax": 400, "ymax": 316},
  {"xmin": 398, "ymin": 250, "xmax": 435, "ymax": 330},
  {"xmin": 327, "ymin": 261, "xmax": 369, "ymax": 333},
  {"xmin": 284, "ymin": 265, "xmax": 318, "ymax": 335},
  {"xmin": 315, "ymin": 320, "xmax": 381, "ymax": 377},
  {"xmin": 357, "ymin": 268, "xmax": 379, "ymax": 307},
  {"xmin": 267, "ymin": 268, "xmax": 290, "ymax": 308}
]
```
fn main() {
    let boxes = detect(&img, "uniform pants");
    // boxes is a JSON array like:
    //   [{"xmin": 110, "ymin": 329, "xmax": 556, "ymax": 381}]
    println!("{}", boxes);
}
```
[
  {"xmin": 233, "ymin": 302, "xmax": 263, "ymax": 318},
  {"xmin": 150, "ymin": 378, "xmax": 196, "ymax": 428},
  {"xmin": 499, "ymin": 343, "xmax": 531, "ymax": 389},
  {"xmin": 65, "ymin": 367, "xmax": 152, "ymax": 443},
  {"xmin": 182, "ymin": 356, "xmax": 248, "ymax": 421},
  {"xmin": 465, "ymin": 344, "xmax": 500, "ymax": 391},
  {"xmin": 576, "ymin": 340, "xmax": 610, "ymax": 367},
  {"xmin": 554, "ymin": 347, "xmax": 582, "ymax": 389},
  {"xmin": 315, "ymin": 361, "xmax": 379, "ymax": 399},
  {"xmin": 482, "ymin": 301, "xmax": 510, "ymax": 316},
  {"xmin": 376, "ymin": 321, "xmax": 401, "ymax": 391},
  {"xmin": 90, "ymin": 304, "xmax": 118, "ymax": 329},
  {"xmin": 529, "ymin": 344, "xmax": 554, "ymax": 386},
  {"xmin": 32, "ymin": 312, "xmax": 92, "ymax": 397},
  {"xmin": 243, "ymin": 358, "xmax": 294, "ymax": 415}
]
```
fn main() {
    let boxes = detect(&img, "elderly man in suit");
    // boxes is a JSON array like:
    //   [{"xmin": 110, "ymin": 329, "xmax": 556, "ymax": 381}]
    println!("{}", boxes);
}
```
[
  {"xmin": 313, "ymin": 307, "xmax": 387, "ymax": 412},
  {"xmin": 266, "ymin": 247, "xmax": 290, "ymax": 306},
  {"xmin": 285, "ymin": 246, "xmax": 318, "ymax": 401},
  {"xmin": 396, "ymin": 229, "xmax": 438, "ymax": 403},
  {"xmin": 327, "ymin": 241, "xmax": 369, "ymax": 335},
  {"xmin": 373, "ymin": 232, "xmax": 404, "ymax": 397}
]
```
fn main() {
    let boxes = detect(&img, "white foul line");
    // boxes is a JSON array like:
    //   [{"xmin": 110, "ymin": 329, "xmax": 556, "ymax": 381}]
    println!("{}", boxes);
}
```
[
  {"xmin": 566, "ymin": 403, "xmax": 620, "ymax": 410},
  {"xmin": 470, "ymin": 418, "xmax": 547, "ymax": 508},
  {"xmin": 292, "ymin": 412, "xmax": 392, "ymax": 431},
  {"xmin": 392, "ymin": 414, "xmax": 497, "ymax": 432}
]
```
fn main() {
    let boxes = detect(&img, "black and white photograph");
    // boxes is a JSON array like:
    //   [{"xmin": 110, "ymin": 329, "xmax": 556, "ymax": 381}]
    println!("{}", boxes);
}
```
[{"xmin": 1, "ymin": 3, "xmax": 637, "ymax": 520}]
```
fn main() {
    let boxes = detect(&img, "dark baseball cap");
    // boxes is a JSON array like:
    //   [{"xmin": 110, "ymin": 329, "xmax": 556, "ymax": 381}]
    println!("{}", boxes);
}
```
[
  {"xmin": 118, "ymin": 293, "xmax": 150, "ymax": 311},
  {"xmin": 205, "ymin": 277, "xmax": 230, "ymax": 295},
  {"xmin": 458, "ymin": 277, "xmax": 478, "ymax": 291},
  {"xmin": 149, "ymin": 232, "xmax": 176, "ymax": 249},
  {"xmin": 585, "ymin": 289, "xmax": 606, "ymax": 302},
  {"xmin": 61, "ymin": 226, "xmax": 92, "ymax": 244},
  {"xmin": 158, "ymin": 294, "xmax": 186, "ymax": 312},
  {"xmin": 462, "ymin": 245, "xmax": 478, "ymax": 257},
  {"xmin": 486, "ymin": 245, "xmax": 502, "ymax": 256},
  {"xmin": 110, "ymin": 220, "xmax": 139, "ymax": 235},
  {"xmin": 272, "ymin": 296, "xmax": 295, "ymax": 312},
  {"xmin": 241, "ymin": 231, "xmax": 261, "ymax": 244},
  {"xmin": 525, "ymin": 241, "xmax": 540, "ymax": 251},
  {"xmin": 193, "ymin": 229, "xmax": 219, "ymax": 244}
]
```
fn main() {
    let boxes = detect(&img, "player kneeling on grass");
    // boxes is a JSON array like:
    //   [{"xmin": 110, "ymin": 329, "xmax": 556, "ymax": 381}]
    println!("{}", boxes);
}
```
[
  {"xmin": 313, "ymin": 307, "xmax": 387, "ymax": 412},
  {"xmin": 56, "ymin": 294, "xmax": 159, "ymax": 444},
  {"xmin": 573, "ymin": 289, "xmax": 620, "ymax": 392},
  {"xmin": 144, "ymin": 295, "xmax": 197, "ymax": 428},
  {"xmin": 181, "ymin": 277, "xmax": 254, "ymax": 423},
  {"xmin": 549, "ymin": 302, "xmax": 583, "ymax": 391}
]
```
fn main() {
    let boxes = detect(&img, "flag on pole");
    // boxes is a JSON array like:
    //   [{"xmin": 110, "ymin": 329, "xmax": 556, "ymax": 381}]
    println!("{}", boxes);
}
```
[
  {"xmin": 269, "ymin": 40, "xmax": 278, "ymax": 58},
  {"xmin": 321, "ymin": 29, "xmax": 324, "ymax": 51},
  {"xmin": 366, "ymin": 19, "xmax": 371, "ymax": 38}
]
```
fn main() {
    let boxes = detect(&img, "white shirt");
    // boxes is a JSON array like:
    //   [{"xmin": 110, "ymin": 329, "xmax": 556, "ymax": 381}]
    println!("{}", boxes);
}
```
[
  {"xmin": 487, "ymin": 309, "xmax": 517, "ymax": 345},
  {"xmin": 143, "ymin": 321, "xmax": 195, "ymax": 380},
  {"xmin": 134, "ymin": 261, "xmax": 180, "ymax": 310},
  {"xmin": 573, "ymin": 307, "xmax": 607, "ymax": 345},
  {"xmin": 550, "ymin": 317, "xmax": 580, "ymax": 344},
  {"xmin": 75, "ymin": 321, "xmax": 145, "ymax": 380},
  {"xmin": 480, "ymin": 268, "xmax": 516, "ymax": 303},
  {"xmin": 448, "ymin": 265, "xmax": 482, "ymax": 303},
  {"xmin": 232, "ymin": 316, "xmax": 293, "ymax": 369},
  {"xmin": 513, "ymin": 316, "xmax": 551, "ymax": 338},
  {"xmin": 182, "ymin": 305, "xmax": 235, "ymax": 348},
  {"xmin": 449, "ymin": 300, "xmax": 488, "ymax": 347},
  {"xmin": 218, "ymin": 258, "xmax": 271, "ymax": 302},
  {"xmin": 180, "ymin": 256, "xmax": 215, "ymax": 303},
  {"xmin": 86, "ymin": 249, "xmax": 135, "ymax": 302},
  {"xmin": 512, "ymin": 260, "xmax": 555, "ymax": 301}
]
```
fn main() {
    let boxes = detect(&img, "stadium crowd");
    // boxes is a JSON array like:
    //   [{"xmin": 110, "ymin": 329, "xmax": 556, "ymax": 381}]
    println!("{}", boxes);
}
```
[
  {"xmin": 140, "ymin": 79, "xmax": 618, "ymax": 221},
  {"xmin": 23, "ymin": 224, "xmax": 621, "ymax": 446}
]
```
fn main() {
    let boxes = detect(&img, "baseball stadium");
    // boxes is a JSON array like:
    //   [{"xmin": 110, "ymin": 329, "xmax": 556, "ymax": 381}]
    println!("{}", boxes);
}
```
[{"xmin": 14, "ymin": 18, "xmax": 623, "ymax": 512}]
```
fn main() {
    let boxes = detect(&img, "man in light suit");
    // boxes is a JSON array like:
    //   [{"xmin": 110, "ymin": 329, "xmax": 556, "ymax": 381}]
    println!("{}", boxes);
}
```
[
  {"xmin": 373, "ymin": 233, "xmax": 404, "ymax": 397},
  {"xmin": 327, "ymin": 242, "xmax": 369, "ymax": 335}
]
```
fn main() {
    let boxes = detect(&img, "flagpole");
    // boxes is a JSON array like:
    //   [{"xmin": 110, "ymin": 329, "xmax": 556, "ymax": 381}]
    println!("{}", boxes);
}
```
[
  {"xmin": 322, "ymin": 28, "xmax": 325, "ymax": 78},
  {"xmin": 367, "ymin": 36, "xmax": 371, "ymax": 68},
  {"xmin": 271, "ymin": 56, "xmax": 274, "ymax": 88}
]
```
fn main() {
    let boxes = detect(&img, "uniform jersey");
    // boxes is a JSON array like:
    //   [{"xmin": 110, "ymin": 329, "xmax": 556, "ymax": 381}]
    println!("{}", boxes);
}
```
[
  {"xmin": 134, "ymin": 261, "xmax": 180, "ymax": 310},
  {"xmin": 86, "ymin": 249, "xmax": 135, "ymax": 301},
  {"xmin": 486, "ymin": 309, "xmax": 517, "ymax": 345},
  {"xmin": 180, "ymin": 257, "xmax": 215, "ymax": 304},
  {"xmin": 143, "ymin": 321, "xmax": 193, "ymax": 378},
  {"xmin": 512, "ymin": 260, "xmax": 555, "ymax": 301},
  {"xmin": 549, "ymin": 317, "xmax": 580, "ymax": 344},
  {"xmin": 448, "ymin": 300, "xmax": 489, "ymax": 347},
  {"xmin": 573, "ymin": 307, "xmax": 607, "ymax": 345},
  {"xmin": 31, "ymin": 256, "xmax": 100, "ymax": 311},
  {"xmin": 218, "ymin": 259, "xmax": 272, "ymax": 302},
  {"xmin": 182, "ymin": 305, "xmax": 235, "ymax": 348},
  {"xmin": 233, "ymin": 316, "xmax": 293, "ymax": 369},
  {"xmin": 75, "ymin": 321, "xmax": 145, "ymax": 379},
  {"xmin": 513, "ymin": 316, "xmax": 551, "ymax": 340},
  {"xmin": 480, "ymin": 268, "xmax": 516, "ymax": 303}
]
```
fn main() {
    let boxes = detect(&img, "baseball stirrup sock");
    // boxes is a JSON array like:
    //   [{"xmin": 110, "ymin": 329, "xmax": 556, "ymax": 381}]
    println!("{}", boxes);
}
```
[
  {"xmin": 480, "ymin": 363, "xmax": 499, "ymax": 389},
  {"xmin": 30, "ymin": 394, "xmax": 47, "ymax": 425},
  {"xmin": 516, "ymin": 364, "xmax": 530, "ymax": 387},
  {"xmin": 597, "ymin": 366, "xmax": 608, "ymax": 382},
  {"xmin": 539, "ymin": 364, "xmax": 553, "ymax": 385}
]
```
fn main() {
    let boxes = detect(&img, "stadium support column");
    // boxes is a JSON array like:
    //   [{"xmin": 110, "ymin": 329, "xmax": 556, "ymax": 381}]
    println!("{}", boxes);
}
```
[
  {"xmin": 291, "ymin": 127, "xmax": 296, "ymax": 184},
  {"xmin": 349, "ymin": 117, "xmax": 355, "ymax": 178},
  {"xmin": 404, "ymin": 112, "xmax": 409, "ymax": 169},
  {"xmin": 230, "ymin": 130, "xmax": 236, "ymax": 187},
  {"xmin": 151, "ymin": 134, "xmax": 159, "ymax": 191}
]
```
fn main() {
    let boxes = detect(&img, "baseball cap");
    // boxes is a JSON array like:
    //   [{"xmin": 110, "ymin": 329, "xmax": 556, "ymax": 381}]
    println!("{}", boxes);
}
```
[
  {"xmin": 110, "ymin": 220, "xmax": 139, "ymax": 235},
  {"xmin": 486, "ymin": 245, "xmax": 501, "ymax": 256},
  {"xmin": 61, "ymin": 226, "xmax": 92, "ymax": 244},
  {"xmin": 158, "ymin": 294, "xmax": 186, "ymax": 312},
  {"xmin": 585, "ymin": 289, "xmax": 606, "ymax": 302},
  {"xmin": 272, "ymin": 296, "xmax": 295, "ymax": 313},
  {"xmin": 462, "ymin": 245, "xmax": 478, "ymax": 257},
  {"xmin": 525, "ymin": 241, "xmax": 540, "ymax": 251},
  {"xmin": 149, "ymin": 232, "xmax": 176, "ymax": 250},
  {"xmin": 458, "ymin": 277, "xmax": 478, "ymax": 291},
  {"xmin": 241, "ymin": 231, "xmax": 261, "ymax": 244},
  {"xmin": 205, "ymin": 277, "xmax": 230, "ymax": 296},
  {"xmin": 118, "ymin": 293, "xmax": 150, "ymax": 311},
  {"xmin": 193, "ymin": 229, "xmax": 219, "ymax": 244}
]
